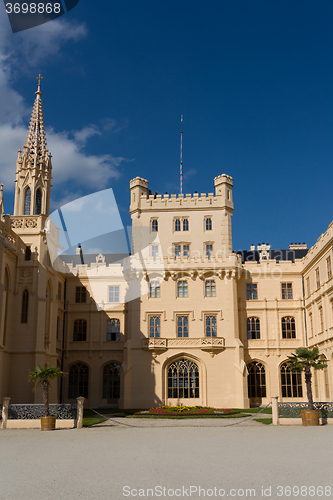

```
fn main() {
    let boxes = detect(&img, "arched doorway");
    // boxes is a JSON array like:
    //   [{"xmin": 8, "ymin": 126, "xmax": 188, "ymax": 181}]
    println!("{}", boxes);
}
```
[
  {"xmin": 280, "ymin": 362, "xmax": 303, "ymax": 398},
  {"xmin": 68, "ymin": 362, "xmax": 89, "ymax": 400},
  {"xmin": 166, "ymin": 358, "xmax": 201, "ymax": 406},
  {"xmin": 102, "ymin": 362, "xmax": 121, "ymax": 404},
  {"xmin": 247, "ymin": 361, "xmax": 267, "ymax": 406}
]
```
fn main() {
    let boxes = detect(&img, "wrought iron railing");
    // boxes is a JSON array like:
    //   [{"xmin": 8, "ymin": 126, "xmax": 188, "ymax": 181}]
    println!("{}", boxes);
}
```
[
  {"xmin": 278, "ymin": 402, "xmax": 333, "ymax": 418},
  {"xmin": 0, "ymin": 404, "xmax": 76, "ymax": 420}
]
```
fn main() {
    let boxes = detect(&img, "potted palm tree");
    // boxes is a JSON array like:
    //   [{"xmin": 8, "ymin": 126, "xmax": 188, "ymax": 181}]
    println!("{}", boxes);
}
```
[
  {"xmin": 28, "ymin": 364, "xmax": 64, "ymax": 431},
  {"xmin": 287, "ymin": 347, "xmax": 328, "ymax": 426}
]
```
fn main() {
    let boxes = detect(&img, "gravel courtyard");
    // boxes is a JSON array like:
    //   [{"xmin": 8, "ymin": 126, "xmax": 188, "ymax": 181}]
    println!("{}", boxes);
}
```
[{"xmin": 1, "ymin": 419, "xmax": 333, "ymax": 500}]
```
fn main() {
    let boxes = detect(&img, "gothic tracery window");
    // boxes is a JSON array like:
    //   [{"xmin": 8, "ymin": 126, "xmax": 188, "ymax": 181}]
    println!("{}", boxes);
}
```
[
  {"xmin": 168, "ymin": 358, "xmax": 199, "ymax": 399},
  {"xmin": 103, "ymin": 363, "xmax": 121, "ymax": 400},
  {"xmin": 247, "ymin": 361, "xmax": 266, "ymax": 399},
  {"xmin": 68, "ymin": 363, "xmax": 89, "ymax": 399},
  {"xmin": 280, "ymin": 362, "xmax": 303, "ymax": 398},
  {"xmin": 247, "ymin": 317, "xmax": 260, "ymax": 339},
  {"xmin": 281, "ymin": 316, "xmax": 296, "ymax": 339}
]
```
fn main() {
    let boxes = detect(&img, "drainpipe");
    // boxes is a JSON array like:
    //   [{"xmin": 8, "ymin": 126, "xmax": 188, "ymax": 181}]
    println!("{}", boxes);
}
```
[
  {"xmin": 59, "ymin": 278, "xmax": 67, "ymax": 403},
  {"xmin": 302, "ymin": 275, "xmax": 308, "ymax": 347}
]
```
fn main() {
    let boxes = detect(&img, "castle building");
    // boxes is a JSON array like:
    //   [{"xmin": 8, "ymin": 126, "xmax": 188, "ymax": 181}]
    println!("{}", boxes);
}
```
[{"xmin": 0, "ymin": 81, "xmax": 333, "ymax": 408}]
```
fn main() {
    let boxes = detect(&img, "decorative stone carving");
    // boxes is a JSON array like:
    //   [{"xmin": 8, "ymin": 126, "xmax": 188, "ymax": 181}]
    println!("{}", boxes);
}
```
[
  {"xmin": 19, "ymin": 269, "xmax": 33, "ymax": 281},
  {"xmin": 96, "ymin": 254, "xmax": 106, "ymax": 264},
  {"xmin": 143, "ymin": 338, "xmax": 167, "ymax": 351},
  {"xmin": 168, "ymin": 338, "xmax": 201, "ymax": 347},
  {"xmin": 11, "ymin": 218, "xmax": 24, "ymax": 229},
  {"xmin": 25, "ymin": 218, "xmax": 38, "ymax": 228}
]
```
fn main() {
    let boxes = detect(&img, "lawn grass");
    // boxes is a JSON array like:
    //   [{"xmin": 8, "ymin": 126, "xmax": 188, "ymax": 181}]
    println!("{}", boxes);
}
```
[
  {"xmin": 235, "ymin": 408, "xmax": 272, "ymax": 415},
  {"xmin": 82, "ymin": 417, "xmax": 107, "ymax": 427},
  {"xmin": 253, "ymin": 418, "xmax": 272, "ymax": 425},
  {"xmin": 84, "ymin": 408, "xmax": 139, "ymax": 417},
  {"xmin": 83, "ymin": 407, "xmax": 272, "ymax": 420}
]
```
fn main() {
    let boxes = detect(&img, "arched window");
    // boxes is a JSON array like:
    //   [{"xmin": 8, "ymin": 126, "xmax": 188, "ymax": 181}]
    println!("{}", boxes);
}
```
[
  {"xmin": 103, "ymin": 363, "xmax": 121, "ymax": 400},
  {"xmin": 73, "ymin": 320, "xmax": 87, "ymax": 341},
  {"xmin": 168, "ymin": 358, "xmax": 199, "ymax": 399},
  {"xmin": 21, "ymin": 289, "xmax": 29, "ymax": 324},
  {"xmin": 281, "ymin": 317, "xmax": 296, "ymax": 338},
  {"xmin": 107, "ymin": 319, "xmax": 120, "ymax": 341},
  {"xmin": 183, "ymin": 218, "xmax": 189, "ymax": 231},
  {"xmin": 247, "ymin": 362, "xmax": 266, "ymax": 399},
  {"xmin": 151, "ymin": 219, "xmax": 158, "ymax": 232},
  {"xmin": 205, "ymin": 218, "xmax": 212, "ymax": 231},
  {"xmin": 35, "ymin": 188, "xmax": 42, "ymax": 215},
  {"xmin": 177, "ymin": 280, "xmax": 188, "ymax": 297},
  {"xmin": 68, "ymin": 363, "xmax": 89, "ymax": 399},
  {"xmin": 24, "ymin": 188, "xmax": 31, "ymax": 215},
  {"xmin": 2, "ymin": 268, "xmax": 9, "ymax": 345},
  {"xmin": 247, "ymin": 317, "xmax": 260, "ymax": 339},
  {"xmin": 174, "ymin": 219, "xmax": 181, "ymax": 231},
  {"xmin": 280, "ymin": 362, "xmax": 303, "ymax": 398}
]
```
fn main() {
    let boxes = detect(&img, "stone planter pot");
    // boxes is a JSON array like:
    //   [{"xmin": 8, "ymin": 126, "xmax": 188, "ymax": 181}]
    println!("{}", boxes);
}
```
[
  {"xmin": 41, "ymin": 415, "xmax": 56, "ymax": 431},
  {"xmin": 301, "ymin": 409, "xmax": 320, "ymax": 426}
]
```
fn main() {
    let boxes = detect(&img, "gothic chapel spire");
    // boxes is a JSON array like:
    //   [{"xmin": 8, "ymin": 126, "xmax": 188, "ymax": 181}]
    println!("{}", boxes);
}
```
[{"xmin": 14, "ymin": 75, "xmax": 52, "ymax": 217}]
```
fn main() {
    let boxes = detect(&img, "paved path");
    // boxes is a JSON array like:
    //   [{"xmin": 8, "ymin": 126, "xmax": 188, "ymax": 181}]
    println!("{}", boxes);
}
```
[
  {"xmin": 1, "ymin": 422, "xmax": 333, "ymax": 500},
  {"xmin": 92, "ymin": 414, "xmax": 266, "ymax": 427}
]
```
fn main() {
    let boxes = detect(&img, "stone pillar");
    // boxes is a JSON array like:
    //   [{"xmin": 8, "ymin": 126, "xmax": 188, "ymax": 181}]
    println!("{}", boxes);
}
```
[
  {"xmin": 76, "ymin": 397, "xmax": 85, "ymax": 428},
  {"xmin": 271, "ymin": 395, "xmax": 279, "ymax": 425},
  {"xmin": 2, "ymin": 397, "xmax": 10, "ymax": 429}
]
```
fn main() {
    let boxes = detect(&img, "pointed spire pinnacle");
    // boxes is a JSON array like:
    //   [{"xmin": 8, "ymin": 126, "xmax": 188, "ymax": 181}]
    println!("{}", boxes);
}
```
[
  {"xmin": 14, "ymin": 77, "xmax": 53, "ymax": 218},
  {"xmin": 0, "ymin": 184, "xmax": 4, "ymax": 216},
  {"xmin": 23, "ymin": 74, "xmax": 47, "ymax": 162}
]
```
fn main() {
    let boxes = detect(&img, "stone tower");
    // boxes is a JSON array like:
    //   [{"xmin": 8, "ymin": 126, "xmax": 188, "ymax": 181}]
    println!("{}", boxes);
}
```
[{"xmin": 13, "ymin": 75, "xmax": 52, "ymax": 219}]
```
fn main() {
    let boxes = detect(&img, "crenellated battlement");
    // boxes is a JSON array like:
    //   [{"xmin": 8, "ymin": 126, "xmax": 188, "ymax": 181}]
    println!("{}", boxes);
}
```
[
  {"xmin": 139, "ymin": 191, "xmax": 225, "ymax": 210},
  {"xmin": 130, "ymin": 174, "xmax": 234, "ymax": 214},
  {"xmin": 303, "ymin": 220, "xmax": 333, "ymax": 268}
]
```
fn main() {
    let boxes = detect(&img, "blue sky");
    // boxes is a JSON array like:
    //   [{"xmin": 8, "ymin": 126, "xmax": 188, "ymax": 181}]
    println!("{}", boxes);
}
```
[{"xmin": 0, "ymin": 0, "xmax": 332, "ymax": 250}]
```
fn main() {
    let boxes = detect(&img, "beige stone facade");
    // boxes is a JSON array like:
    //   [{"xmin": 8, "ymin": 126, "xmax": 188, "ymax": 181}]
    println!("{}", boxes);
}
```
[{"xmin": 1, "ymin": 83, "xmax": 333, "ymax": 409}]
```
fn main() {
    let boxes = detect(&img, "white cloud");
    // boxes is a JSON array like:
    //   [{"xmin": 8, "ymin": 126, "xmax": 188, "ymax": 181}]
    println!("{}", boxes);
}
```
[
  {"xmin": 0, "ymin": 15, "xmax": 129, "ymax": 196},
  {"xmin": 14, "ymin": 19, "xmax": 87, "ymax": 67},
  {"xmin": 73, "ymin": 125, "xmax": 101, "ymax": 144},
  {"xmin": 47, "ymin": 127, "xmax": 126, "ymax": 189}
]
